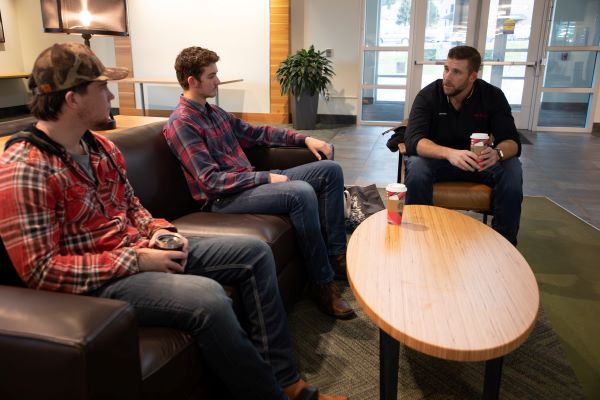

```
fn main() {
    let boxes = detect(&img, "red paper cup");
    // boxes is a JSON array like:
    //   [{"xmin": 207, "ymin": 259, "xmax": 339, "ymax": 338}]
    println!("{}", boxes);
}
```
[{"xmin": 385, "ymin": 183, "xmax": 407, "ymax": 225}]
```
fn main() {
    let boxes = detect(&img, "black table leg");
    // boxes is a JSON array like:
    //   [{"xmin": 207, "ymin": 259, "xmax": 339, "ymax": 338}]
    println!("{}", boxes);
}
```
[
  {"xmin": 380, "ymin": 329, "xmax": 400, "ymax": 400},
  {"xmin": 483, "ymin": 357, "xmax": 504, "ymax": 400}
]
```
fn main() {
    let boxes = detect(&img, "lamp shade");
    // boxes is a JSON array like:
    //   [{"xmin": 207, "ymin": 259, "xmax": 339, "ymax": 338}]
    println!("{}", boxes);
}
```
[{"xmin": 41, "ymin": 0, "xmax": 128, "ymax": 36}]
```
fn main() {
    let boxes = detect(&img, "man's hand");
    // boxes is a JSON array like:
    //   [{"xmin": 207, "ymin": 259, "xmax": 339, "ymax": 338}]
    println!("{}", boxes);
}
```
[
  {"xmin": 305, "ymin": 137, "xmax": 333, "ymax": 160},
  {"xmin": 148, "ymin": 229, "xmax": 189, "ymax": 268},
  {"xmin": 446, "ymin": 149, "xmax": 480, "ymax": 172},
  {"xmin": 136, "ymin": 247, "xmax": 186, "ymax": 273},
  {"xmin": 476, "ymin": 146, "xmax": 500, "ymax": 171},
  {"xmin": 269, "ymin": 173, "xmax": 289, "ymax": 183}
]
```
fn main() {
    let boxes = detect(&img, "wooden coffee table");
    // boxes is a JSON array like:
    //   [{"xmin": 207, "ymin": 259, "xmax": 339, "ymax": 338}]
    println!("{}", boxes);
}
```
[{"xmin": 347, "ymin": 206, "xmax": 539, "ymax": 400}]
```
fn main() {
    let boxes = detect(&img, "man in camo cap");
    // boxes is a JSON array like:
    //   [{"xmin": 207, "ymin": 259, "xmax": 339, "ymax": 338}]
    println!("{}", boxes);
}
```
[
  {"xmin": 1, "ymin": 42, "xmax": 338, "ymax": 400},
  {"xmin": 26, "ymin": 42, "xmax": 128, "ymax": 130},
  {"xmin": 29, "ymin": 42, "xmax": 129, "ymax": 94}
]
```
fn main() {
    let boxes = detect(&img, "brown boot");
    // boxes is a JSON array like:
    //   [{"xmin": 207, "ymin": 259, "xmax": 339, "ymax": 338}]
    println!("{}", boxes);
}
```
[
  {"xmin": 329, "ymin": 254, "xmax": 347, "ymax": 280},
  {"xmin": 313, "ymin": 281, "xmax": 355, "ymax": 320},
  {"xmin": 284, "ymin": 379, "xmax": 318, "ymax": 400},
  {"xmin": 319, "ymin": 394, "xmax": 349, "ymax": 400}
]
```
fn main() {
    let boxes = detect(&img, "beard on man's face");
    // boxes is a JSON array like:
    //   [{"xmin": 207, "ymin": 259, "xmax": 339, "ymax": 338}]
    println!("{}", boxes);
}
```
[
  {"xmin": 78, "ymin": 109, "xmax": 111, "ymax": 130},
  {"xmin": 443, "ymin": 81, "xmax": 467, "ymax": 98}
]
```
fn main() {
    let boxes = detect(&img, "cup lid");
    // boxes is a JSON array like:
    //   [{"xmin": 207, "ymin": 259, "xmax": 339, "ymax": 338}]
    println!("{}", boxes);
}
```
[
  {"xmin": 386, "ymin": 183, "xmax": 407, "ymax": 192},
  {"xmin": 470, "ymin": 133, "xmax": 489, "ymax": 139}
]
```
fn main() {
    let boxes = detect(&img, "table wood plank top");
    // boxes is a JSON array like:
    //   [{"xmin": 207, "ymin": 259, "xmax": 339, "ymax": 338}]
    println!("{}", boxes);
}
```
[{"xmin": 347, "ymin": 206, "xmax": 539, "ymax": 362}]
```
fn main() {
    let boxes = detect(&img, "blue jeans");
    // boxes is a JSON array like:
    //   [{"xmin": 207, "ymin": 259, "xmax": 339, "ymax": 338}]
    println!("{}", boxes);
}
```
[
  {"xmin": 404, "ymin": 156, "xmax": 523, "ymax": 245},
  {"xmin": 89, "ymin": 236, "xmax": 297, "ymax": 400},
  {"xmin": 210, "ymin": 160, "xmax": 346, "ymax": 285}
]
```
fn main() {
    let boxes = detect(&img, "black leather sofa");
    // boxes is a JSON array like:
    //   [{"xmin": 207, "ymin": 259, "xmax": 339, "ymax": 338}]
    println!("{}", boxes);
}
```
[{"xmin": 0, "ymin": 120, "xmax": 318, "ymax": 399}]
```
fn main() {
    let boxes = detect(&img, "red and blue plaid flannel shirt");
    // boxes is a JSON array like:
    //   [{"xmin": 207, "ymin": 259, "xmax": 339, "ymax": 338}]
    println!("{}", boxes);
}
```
[{"xmin": 162, "ymin": 96, "xmax": 307, "ymax": 207}]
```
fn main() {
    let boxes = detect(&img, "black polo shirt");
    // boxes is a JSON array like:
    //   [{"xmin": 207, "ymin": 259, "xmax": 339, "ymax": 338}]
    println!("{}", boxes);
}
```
[{"xmin": 404, "ymin": 79, "xmax": 521, "ymax": 157}]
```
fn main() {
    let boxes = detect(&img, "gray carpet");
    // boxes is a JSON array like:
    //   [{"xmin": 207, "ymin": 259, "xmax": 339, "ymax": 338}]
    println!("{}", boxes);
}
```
[{"xmin": 289, "ymin": 285, "xmax": 584, "ymax": 399}]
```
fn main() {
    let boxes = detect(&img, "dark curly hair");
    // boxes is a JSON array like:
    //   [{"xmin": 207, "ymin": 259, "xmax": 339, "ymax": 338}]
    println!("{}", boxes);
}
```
[
  {"xmin": 175, "ymin": 47, "xmax": 220, "ymax": 90},
  {"xmin": 447, "ymin": 46, "xmax": 482, "ymax": 74}
]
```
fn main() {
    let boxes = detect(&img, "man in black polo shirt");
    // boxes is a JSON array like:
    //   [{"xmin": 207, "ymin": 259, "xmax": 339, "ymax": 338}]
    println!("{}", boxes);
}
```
[{"xmin": 403, "ymin": 45, "xmax": 523, "ymax": 245}]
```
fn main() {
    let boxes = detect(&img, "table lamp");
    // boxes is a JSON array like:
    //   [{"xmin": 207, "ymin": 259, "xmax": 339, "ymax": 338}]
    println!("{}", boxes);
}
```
[{"xmin": 40, "ymin": 0, "xmax": 129, "ymax": 130}]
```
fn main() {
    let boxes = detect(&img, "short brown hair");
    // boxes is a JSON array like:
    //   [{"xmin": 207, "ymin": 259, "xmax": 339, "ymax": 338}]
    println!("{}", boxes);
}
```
[
  {"xmin": 174, "ymin": 47, "xmax": 220, "ymax": 90},
  {"xmin": 448, "ymin": 46, "xmax": 482, "ymax": 73},
  {"xmin": 28, "ymin": 80, "xmax": 91, "ymax": 121}
]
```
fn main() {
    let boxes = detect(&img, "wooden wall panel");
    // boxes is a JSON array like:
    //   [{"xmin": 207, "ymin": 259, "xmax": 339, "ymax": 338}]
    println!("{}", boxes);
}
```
[
  {"xmin": 114, "ymin": 36, "xmax": 140, "ymax": 115},
  {"xmin": 270, "ymin": 0, "xmax": 290, "ymax": 121}
]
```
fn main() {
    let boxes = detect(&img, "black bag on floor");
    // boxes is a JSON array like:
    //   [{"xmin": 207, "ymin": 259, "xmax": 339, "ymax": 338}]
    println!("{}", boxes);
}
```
[
  {"xmin": 344, "ymin": 184, "xmax": 385, "ymax": 232},
  {"xmin": 384, "ymin": 125, "xmax": 406, "ymax": 152}
]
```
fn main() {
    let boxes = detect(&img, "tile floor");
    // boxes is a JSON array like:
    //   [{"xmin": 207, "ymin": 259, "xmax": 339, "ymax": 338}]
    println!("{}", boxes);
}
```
[{"xmin": 320, "ymin": 125, "xmax": 600, "ymax": 229}]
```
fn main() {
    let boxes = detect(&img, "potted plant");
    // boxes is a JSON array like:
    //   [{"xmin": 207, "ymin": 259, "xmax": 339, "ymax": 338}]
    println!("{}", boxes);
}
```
[{"xmin": 276, "ymin": 45, "xmax": 334, "ymax": 130}]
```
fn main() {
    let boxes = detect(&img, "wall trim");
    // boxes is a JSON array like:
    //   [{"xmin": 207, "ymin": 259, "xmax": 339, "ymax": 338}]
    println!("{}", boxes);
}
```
[
  {"xmin": 120, "ymin": 108, "xmax": 289, "ymax": 124},
  {"xmin": 0, "ymin": 105, "xmax": 29, "ymax": 119},
  {"xmin": 319, "ymin": 114, "xmax": 357, "ymax": 125},
  {"xmin": 115, "ymin": 107, "xmax": 355, "ymax": 125}
]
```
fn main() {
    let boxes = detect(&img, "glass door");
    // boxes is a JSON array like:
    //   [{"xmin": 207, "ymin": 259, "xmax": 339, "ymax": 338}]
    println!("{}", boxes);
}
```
[
  {"xmin": 410, "ymin": 0, "xmax": 544, "ymax": 130},
  {"xmin": 478, "ymin": 0, "xmax": 544, "ymax": 129},
  {"xmin": 359, "ymin": 0, "xmax": 413, "ymax": 125},
  {"xmin": 532, "ymin": 0, "xmax": 600, "ymax": 132},
  {"xmin": 360, "ymin": 0, "xmax": 547, "ymax": 129}
]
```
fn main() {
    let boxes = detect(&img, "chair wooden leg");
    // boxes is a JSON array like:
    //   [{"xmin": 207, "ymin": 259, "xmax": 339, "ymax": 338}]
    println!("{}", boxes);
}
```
[
  {"xmin": 483, "ymin": 214, "xmax": 488, "ymax": 224},
  {"xmin": 397, "ymin": 153, "xmax": 404, "ymax": 183}
]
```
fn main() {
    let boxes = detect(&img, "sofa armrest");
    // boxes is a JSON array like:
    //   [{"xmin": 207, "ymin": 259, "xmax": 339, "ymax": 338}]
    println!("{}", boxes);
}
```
[
  {"xmin": 244, "ymin": 146, "xmax": 320, "ymax": 171},
  {"xmin": 0, "ymin": 285, "xmax": 142, "ymax": 400}
]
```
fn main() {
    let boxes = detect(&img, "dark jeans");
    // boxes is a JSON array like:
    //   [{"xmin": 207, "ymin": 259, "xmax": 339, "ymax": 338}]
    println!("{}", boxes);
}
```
[
  {"xmin": 404, "ymin": 156, "xmax": 523, "ymax": 245},
  {"xmin": 90, "ymin": 236, "xmax": 297, "ymax": 400},
  {"xmin": 211, "ymin": 160, "xmax": 346, "ymax": 285}
]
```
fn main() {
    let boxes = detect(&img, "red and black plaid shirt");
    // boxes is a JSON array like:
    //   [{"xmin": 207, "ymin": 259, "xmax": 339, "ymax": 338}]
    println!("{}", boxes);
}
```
[
  {"xmin": 0, "ymin": 129, "xmax": 174, "ymax": 294},
  {"xmin": 162, "ymin": 96, "xmax": 307, "ymax": 207}
]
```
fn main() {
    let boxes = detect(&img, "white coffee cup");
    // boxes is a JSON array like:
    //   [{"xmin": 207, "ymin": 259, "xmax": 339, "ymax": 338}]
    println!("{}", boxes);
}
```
[{"xmin": 470, "ymin": 133, "xmax": 490, "ymax": 155}]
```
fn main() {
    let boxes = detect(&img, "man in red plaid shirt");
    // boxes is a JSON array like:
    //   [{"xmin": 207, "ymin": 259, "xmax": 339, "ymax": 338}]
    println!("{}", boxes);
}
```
[
  {"xmin": 0, "ymin": 43, "xmax": 347, "ymax": 400},
  {"xmin": 163, "ymin": 47, "xmax": 354, "ymax": 320}
]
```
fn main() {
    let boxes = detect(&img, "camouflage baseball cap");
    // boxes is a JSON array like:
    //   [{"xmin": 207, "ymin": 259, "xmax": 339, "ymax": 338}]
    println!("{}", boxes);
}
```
[{"xmin": 30, "ymin": 42, "xmax": 129, "ymax": 94}]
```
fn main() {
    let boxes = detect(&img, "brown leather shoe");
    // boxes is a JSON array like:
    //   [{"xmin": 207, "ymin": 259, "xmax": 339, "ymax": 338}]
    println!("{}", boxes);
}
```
[
  {"xmin": 313, "ymin": 282, "xmax": 355, "ymax": 320},
  {"xmin": 329, "ymin": 254, "xmax": 347, "ymax": 280},
  {"xmin": 294, "ymin": 386, "xmax": 319, "ymax": 400},
  {"xmin": 284, "ymin": 379, "xmax": 318, "ymax": 400},
  {"xmin": 319, "ymin": 394, "xmax": 349, "ymax": 400}
]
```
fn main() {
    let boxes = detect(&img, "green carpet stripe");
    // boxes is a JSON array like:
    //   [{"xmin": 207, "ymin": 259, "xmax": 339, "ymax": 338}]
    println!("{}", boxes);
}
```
[{"xmin": 518, "ymin": 196, "xmax": 600, "ymax": 400}]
